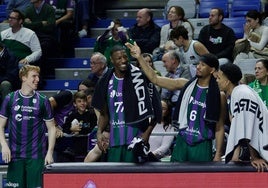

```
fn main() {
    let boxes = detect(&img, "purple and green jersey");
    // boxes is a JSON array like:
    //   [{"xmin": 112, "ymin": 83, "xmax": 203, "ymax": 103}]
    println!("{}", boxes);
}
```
[
  {"xmin": 0, "ymin": 90, "xmax": 54, "ymax": 160},
  {"xmin": 107, "ymin": 74, "xmax": 140, "ymax": 147},
  {"xmin": 180, "ymin": 85, "xmax": 214, "ymax": 145}
]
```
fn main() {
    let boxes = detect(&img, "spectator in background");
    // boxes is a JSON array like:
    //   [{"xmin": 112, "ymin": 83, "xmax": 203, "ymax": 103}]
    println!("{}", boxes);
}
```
[
  {"xmin": 0, "ymin": 65, "xmax": 56, "ymax": 188},
  {"xmin": 47, "ymin": 0, "xmax": 75, "ymax": 57},
  {"xmin": 62, "ymin": 91, "xmax": 97, "ymax": 162},
  {"xmin": 160, "ymin": 50, "xmax": 192, "ymax": 107},
  {"xmin": 0, "ymin": 43, "xmax": 19, "ymax": 105},
  {"xmin": 87, "ymin": 52, "xmax": 108, "ymax": 84},
  {"xmin": 153, "ymin": 6, "xmax": 194, "ymax": 61},
  {"xmin": 94, "ymin": 19, "xmax": 134, "ymax": 68},
  {"xmin": 75, "ymin": 0, "xmax": 94, "ymax": 38},
  {"xmin": 149, "ymin": 99, "xmax": 175, "ymax": 160},
  {"xmin": 6, "ymin": 0, "xmax": 31, "ymax": 17},
  {"xmin": 170, "ymin": 26, "xmax": 209, "ymax": 77},
  {"xmin": 161, "ymin": 6, "xmax": 193, "ymax": 46},
  {"xmin": 216, "ymin": 63, "xmax": 268, "ymax": 172},
  {"xmin": 50, "ymin": 80, "xmax": 96, "ymax": 162},
  {"xmin": 0, "ymin": 9, "xmax": 42, "ymax": 67},
  {"xmin": 78, "ymin": 78, "xmax": 95, "ymax": 92},
  {"xmin": 234, "ymin": 10, "xmax": 268, "ymax": 63},
  {"xmin": 128, "ymin": 8, "xmax": 161, "ymax": 54},
  {"xmin": 136, "ymin": 53, "xmax": 161, "ymax": 76},
  {"xmin": 248, "ymin": 59, "xmax": 268, "ymax": 108},
  {"xmin": 198, "ymin": 8, "xmax": 236, "ymax": 65},
  {"xmin": 23, "ymin": 0, "xmax": 59, "ymax": 78},
  {"xmin": 136, "ymin": 53, "xmax": 162, "ymax": 93}
]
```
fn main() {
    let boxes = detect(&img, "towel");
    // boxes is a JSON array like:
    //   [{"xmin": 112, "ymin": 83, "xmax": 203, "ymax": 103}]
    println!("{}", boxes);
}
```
[
  {"xmin": 92, "ymin": 64, "xmax": 162, "ymax": 131},
  {"xmin": 225, "ymin": 85, "xmax": 268, "ymax": 162},
  {"xmin": 172, "ymin": 76, "xmax": 221, "ymax": 129}
]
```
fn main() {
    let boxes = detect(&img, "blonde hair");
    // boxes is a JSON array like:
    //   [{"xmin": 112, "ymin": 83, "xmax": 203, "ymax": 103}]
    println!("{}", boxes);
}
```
[{"xmin": 19, "ymin": 65, "xmax": 40, "ymax": 80}]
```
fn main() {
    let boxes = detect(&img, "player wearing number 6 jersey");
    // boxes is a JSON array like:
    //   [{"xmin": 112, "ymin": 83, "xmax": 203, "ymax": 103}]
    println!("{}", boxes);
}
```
[{"xmin": 126, "ymin": 41, "xmax": 226, "ymax": 162}]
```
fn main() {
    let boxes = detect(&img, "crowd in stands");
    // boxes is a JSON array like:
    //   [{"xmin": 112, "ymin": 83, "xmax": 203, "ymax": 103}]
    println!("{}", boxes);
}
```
[{"xmin": 0, "ymin": 0, "xmax": 268, "ymax": 186}]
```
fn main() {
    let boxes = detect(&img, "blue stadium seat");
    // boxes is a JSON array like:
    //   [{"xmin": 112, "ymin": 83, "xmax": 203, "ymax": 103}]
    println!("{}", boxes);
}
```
[
  {"xmin": 198, "ymin": 0, "xmax": 229, "ymax": 18},
  {"xmin": 42, "ymin": 79, "xmax": 82, "ymax": 90},
  {"xmin": 0, "ymin": 4, "xmax": 7, "ymax": 22},
  {"xmin": 92, "ymin": 18, "xmax": 137, "ymax": 28},
  {"xmin": 154, "ymin": 19, "xmax": 169, "ymax": 27},
  {"xmin": 92, "ymin": 18, "xmax": 167, "ymax": 28},
  {"xmin": 0, "ymin": 4, "xmax": 7, "ymax": 12},
  {"xmin": 223, "ymin": 17, "xmax": 245, "ymax": 39},
  {"xmin": 230, "ymin": 0, "xmax": 261, "ymax": 17},
  {"xmin": 47, "ymin": 58, "xmax": 91, "ymax": 68},
  {"xmin": 73, "ymin": 38, "xmax": 96, "ymax": 48}
]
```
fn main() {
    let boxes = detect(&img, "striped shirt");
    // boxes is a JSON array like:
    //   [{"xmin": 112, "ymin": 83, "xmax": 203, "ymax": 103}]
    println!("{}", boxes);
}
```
[
  {"xmin": 180, "ymin": 85, "xmax": 214, "ymax": 145},
  {"xmin": 107, "ymin": 74, "xmax": 139, "ymax": 147},
  {"xmin": 0, "ymin": 90, "xmax": 53, "ymax": 160}
]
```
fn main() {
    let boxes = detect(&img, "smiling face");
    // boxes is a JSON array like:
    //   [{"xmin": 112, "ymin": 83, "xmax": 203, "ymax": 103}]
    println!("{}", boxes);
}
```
[
  {"xmin": 74, "ymin": 98, "xmax": 87, "ymax": 113},
  {"xmin": 136, "ymin": 9, "xmax": 150, "ymax": 27},
  {"xmin": 22, "ymin": 70, "xmax": 40, "ymax": 91},
  {"xmin": 167, "ymin": 7, "xmax": 180, "ymax": 22},
  {"xmin": 110, "ymin": 50, "xmax": 129, "ymax": 77}
]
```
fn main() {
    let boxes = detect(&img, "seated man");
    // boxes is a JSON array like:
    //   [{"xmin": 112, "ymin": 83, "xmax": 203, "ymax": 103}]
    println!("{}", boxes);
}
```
[
  {"xmin": 23, "ymin": 0, "xmax": 59, "ymax": 77},
  {"xmin": 128, "ymin": 8, "xmax": 161, "ymax": 54},
  {"xmin": 198, "ymin": 8, "xmax": 236, "ymax": 65},
  {"xmin": 0, "ymin": 9, "xmax": 42, "ymax": 68}
]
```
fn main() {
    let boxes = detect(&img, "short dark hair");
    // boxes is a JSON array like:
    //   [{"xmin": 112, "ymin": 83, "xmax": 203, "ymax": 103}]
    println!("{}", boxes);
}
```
[
  {"xmin": 170, "ymin": 26, "xmax": 189, "ymax": 40},
  {"xmin": 256, "ymin": 59, "xmax": 268, "ymax": 70},
  {"xmin": 12, "ymin": 9, "xmax": 25, "ymax": 22},
  {"xmin": 78, "ymin": 79, "xmax": 95, "ymax": 90},
  {"xmin": 214, "ymin": 8, "xmax": 224, "ymax": 21},
  {"xmin": 220, "ymin": 63, "xmax": 242, "ymax": 85},
  {"xmin": 199, "ymin": 53, "xmax": 219, "ymax": 70},
  {"xmin": 110, "ymin": 45, "xmax": 126, "ymax": 56}
]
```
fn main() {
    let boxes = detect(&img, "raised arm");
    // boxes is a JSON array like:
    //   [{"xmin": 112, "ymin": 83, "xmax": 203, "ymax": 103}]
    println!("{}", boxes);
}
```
[{"xmin": 125, "ymin": 42, "xmax": 188, "ymax": 90}]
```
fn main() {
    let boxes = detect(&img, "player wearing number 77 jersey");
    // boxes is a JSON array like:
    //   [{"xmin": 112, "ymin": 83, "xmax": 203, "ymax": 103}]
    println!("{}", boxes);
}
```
[{"xmin": 126, "ymin": 41, "xmax": 226, "ymax": 162}]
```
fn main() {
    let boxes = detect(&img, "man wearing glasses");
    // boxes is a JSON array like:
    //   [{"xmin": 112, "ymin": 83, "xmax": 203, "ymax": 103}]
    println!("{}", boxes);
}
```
[
  {"xmin": 87, "ymin": 52, "xmax": 108, "ymax": 85},
  {"xmin": 0, "ymin": 9, "xmax": 42, "ymax": 68}
]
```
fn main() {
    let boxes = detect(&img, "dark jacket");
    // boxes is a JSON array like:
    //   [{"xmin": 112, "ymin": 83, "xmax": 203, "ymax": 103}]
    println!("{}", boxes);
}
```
[
  {"xmin": 0, "ymin": 48, "xmax": 19, "ymax": 89},
  {"xmin": 128, "ymin": 22, "xmax": 161, "ymax": 54}
]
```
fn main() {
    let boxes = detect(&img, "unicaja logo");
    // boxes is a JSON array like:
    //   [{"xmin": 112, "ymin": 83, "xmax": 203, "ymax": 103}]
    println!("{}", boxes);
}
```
[
  {"xmin": 83, "ymin": 180, "xmax": 96, "ymax": 188},
  {"xmin": 5, "ymin": 181, "xmax": 19, "ymax": 188}
]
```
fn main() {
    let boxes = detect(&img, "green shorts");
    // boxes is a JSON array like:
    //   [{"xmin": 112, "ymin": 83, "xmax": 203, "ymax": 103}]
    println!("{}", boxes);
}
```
[
  {"xmin": 107, "ymin": 145, "xmax": 135, "ymax": 162},
  {"xmin": 171, "ymin": 135, "xmax": 213, "ymax": 162},
  {"xmin": 6, "ymin": 158, "xmax": 44, "ymax": 188}
]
